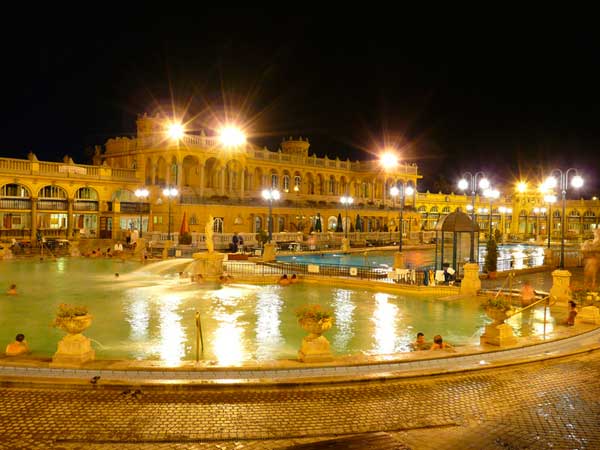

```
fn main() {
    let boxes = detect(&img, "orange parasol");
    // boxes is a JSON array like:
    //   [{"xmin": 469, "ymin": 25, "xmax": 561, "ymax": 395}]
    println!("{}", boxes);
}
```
[{"xmin": 180, "ymin": 211, "xmax": 190, "ymax": 235}]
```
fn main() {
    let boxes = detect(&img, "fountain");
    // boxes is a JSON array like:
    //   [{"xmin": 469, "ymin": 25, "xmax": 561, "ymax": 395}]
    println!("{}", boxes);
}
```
[
  {"xmin": 577, "ymin": 229, "xmax": 600, "ymax": 324},
  {"xmin": 189, "ymin": 215, "xmax": 225, "ymax": 280}
]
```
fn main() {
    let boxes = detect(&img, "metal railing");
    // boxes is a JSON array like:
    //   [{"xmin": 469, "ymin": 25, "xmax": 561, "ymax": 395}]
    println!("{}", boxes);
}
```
[{"xmin": 225, "ymin": 260, "xmax": 438, "ymax": 285}]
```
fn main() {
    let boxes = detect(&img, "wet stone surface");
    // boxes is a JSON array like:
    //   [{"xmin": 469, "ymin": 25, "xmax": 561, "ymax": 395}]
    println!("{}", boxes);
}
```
[{"xmin": 1, "ymin": 350, "xmax": 600, "ymax": 449}]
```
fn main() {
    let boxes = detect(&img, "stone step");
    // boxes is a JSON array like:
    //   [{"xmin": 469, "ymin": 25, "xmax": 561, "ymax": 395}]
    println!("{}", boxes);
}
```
[{"xmin": 282, "ymin": 432, "xmax": 409, "ymax": 449}]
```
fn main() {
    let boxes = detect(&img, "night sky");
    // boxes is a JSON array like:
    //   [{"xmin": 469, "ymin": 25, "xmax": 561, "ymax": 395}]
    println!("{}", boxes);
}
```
[{"xmin": 2, "ymin": 12, "xmax": 599, "ymax": 196}]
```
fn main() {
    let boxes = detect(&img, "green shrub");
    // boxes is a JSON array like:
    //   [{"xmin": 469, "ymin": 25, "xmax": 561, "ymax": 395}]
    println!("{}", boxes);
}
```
[{"xmin": 484, "ymin": 238, "xmax": 498, "ymax": 273}]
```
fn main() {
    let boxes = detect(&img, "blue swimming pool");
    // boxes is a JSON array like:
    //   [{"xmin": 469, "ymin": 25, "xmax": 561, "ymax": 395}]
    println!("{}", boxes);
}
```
[{"xmin": 277, "ymin": 244, "xmax": 547, "ymax": 271}]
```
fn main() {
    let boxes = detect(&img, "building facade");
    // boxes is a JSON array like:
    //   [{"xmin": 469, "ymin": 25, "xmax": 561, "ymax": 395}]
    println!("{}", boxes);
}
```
[{"xmin": 1, "ymin": 113, "xmax": 598, "ymax": 243}]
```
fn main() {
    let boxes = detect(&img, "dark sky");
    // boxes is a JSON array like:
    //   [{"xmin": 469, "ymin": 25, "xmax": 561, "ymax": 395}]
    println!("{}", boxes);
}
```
[{"xmin": 2, "ymin": 11, "xmax": 599, "ymax": 195}]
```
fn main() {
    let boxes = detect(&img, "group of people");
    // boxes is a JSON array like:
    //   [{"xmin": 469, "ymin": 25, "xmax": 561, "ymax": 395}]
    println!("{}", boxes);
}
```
[
  {"xmin": 278, "ymin": 274, "xmax": 299, "ymax": 286},
  {"xmin": 411, "ymin": 332, "xmax": 453, "ymax": 351},
  {"xmin": 230, "ymin": 232, "xmax": 245, "ymax": 253}
]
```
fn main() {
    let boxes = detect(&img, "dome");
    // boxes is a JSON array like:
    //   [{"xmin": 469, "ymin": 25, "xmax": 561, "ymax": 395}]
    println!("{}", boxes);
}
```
[{"xmin": 434, "ymin": 211, "xmax": 479, "ymax": 232}]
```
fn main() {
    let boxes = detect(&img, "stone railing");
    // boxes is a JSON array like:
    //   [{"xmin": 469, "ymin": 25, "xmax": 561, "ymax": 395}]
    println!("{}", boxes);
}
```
[
  {"xmin": 0, "ymin": 157, "xmax": 137, "ymax": 182},
  {"xmin": 0, "ymin": 157, "xmax": 31, "ymax": 173}
]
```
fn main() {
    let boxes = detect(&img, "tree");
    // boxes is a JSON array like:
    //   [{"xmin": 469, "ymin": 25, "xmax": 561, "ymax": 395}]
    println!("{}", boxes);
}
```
[{"xmin": 484, "ymin": 238, "xmax": 498, "ymax": 273}]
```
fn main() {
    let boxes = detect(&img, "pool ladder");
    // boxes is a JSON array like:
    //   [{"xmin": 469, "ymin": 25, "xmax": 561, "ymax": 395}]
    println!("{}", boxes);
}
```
[{"xmin": 195, "ymin": 311, "xmax": 204, "ymax": 362}]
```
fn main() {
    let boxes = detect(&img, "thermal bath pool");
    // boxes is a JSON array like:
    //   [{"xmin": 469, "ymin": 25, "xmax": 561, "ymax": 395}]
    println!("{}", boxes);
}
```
[{"xmin": 0, "ymin": 259, "xmax": 555, "ymax": 365}]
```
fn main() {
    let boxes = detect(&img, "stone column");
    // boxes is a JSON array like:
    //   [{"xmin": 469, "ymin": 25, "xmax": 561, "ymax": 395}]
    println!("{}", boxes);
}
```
[
  {"xmin": 460, "ymin": 262, "xmax": 481, "ymax": 296},
  {"xmin": 240, "ymin": 170, "xmax": 245, "ymax": 200},
  {"xmin": 67, "ymin": 199, "xmax": 74, "ymax": 240},
  {"xmin": 199, "ymin": 163, "xmax": 205, "ymax": 198},
  {"xmin": 30, "ymin": 197, "xmax": 38, "ymax": 243},
  {"xmin": 219, "ymin": 169, "xmax": 225, "ymax": 195},
  {"xmin": 550, "ymin": 269, "xmax": 572, "ymax": 306},
  {"xmin": 177, "ymin": 163, "xmax": 183, "ymax": 190}
]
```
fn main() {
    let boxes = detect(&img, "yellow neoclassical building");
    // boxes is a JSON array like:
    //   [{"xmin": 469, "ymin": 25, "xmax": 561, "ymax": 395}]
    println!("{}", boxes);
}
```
[{"xmin": 1, "ymin": 112, "xmax": 598, "ymax": 244}]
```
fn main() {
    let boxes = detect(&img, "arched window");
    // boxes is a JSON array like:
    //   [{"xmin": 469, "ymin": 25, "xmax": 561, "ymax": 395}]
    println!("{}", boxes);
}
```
[
  {"xmin": 39, "ymin": 185, "xmax": 67, "ymax": 199},
  {"xmin": 361, "ymin": 182, "xmax": 368, "ymax": 198},
  {"xmin": 327, "ymin": 216, "xmax": 337, "ymax": 230},
  {"xmin": 1, "ymin": 183, "xmax": 30, "ymax": 198},
  {"xmin": 271, "ymin": 173, "xmax": 278, "ymax": 189},
  {"xmin": 278, "ymin": 216, "xmax": 285, "ymax": 232},
  {"xmin": 442, "ymin": 206, "xmax": 451, "ymax": 213},
  {"xmin": 75, "ymin": 187, "xmax": 98, "ymax": 200},
  {"xmin": 294, "ymin": 175, "xmax": 301, "ymax": 191},
  {"xmin": 254, "ymin": 216, "xmax": 263, "ymax": 232},
  {"xmin": 329, "ymin": 176, "xmax": 335, "ymax": 194},
  {"xmin": 283, "ymin": 175, "xmax": 290, "ymax": 192},
  {"xmin": 213, "ymin": 217, "xmax": 223, "ymax": 233},
  {"xmin": 417, "ymin": 205, "xmax": 427, "ymax": 213}
]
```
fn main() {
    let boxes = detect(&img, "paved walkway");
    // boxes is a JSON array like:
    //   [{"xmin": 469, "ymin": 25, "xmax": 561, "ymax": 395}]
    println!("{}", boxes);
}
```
[{"xmin": 2, "ymin": 347, "xmax": 600, "ymax": 449}]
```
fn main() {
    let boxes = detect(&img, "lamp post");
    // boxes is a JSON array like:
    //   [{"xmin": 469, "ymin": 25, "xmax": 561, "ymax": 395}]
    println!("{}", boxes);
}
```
[
  {"xmin": 162, "ymin": 187, "xmax": 178, "ymax": 241},
  {"xmin": 544, "ymin": 194, "xmax": 557, "ymax": 249},
  {"xmin": 340, "ymin": 195, "xmax": 354, "ymax": 239},
  {"xmin": 544, "ymin": 169, "xmax": 584, "ymax": 269},
  {"xmin": 389, "ymin": 183, "xmax": 414, "ymax": 253},
  {"xmin": 134, "ymin": 188, "xmax": 149, "ymax": 238},
  {"xmin": 262, "ymin": 188, "xmax": 280, "ymax": 243},
  {"xmin": 484, "ymin": 188, "xmax": 500, "ymax": 239},
  {"xmin": 458, "ymin": 172, "xmax": 490, "ymax": 262}
]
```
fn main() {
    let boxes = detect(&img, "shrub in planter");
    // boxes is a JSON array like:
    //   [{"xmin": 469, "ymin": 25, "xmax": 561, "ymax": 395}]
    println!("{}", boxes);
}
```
[
  {"xmin": 484, "ymin": 238, "xmax": 498, "ymax": 274},
  {"xmin": 179, "ymin": 232, "xmax": 192, "ymax": 245}
]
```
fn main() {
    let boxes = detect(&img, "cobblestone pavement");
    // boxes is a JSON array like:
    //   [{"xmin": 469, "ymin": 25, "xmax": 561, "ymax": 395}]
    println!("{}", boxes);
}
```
[{"xmin": 1, "ymin": 349, "xmax": 600, "ymax": 450}]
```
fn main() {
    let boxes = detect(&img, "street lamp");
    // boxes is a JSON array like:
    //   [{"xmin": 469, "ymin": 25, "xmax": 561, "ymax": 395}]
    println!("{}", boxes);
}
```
[
  {"xmin": 544, "ymin": 194, "xmax": 557, "ymax": 249},
  {"xmin": 340, "ymin": 195, "xmax": 354, "ymax": 239},
  {"xmin": 458, "ymin": 172, "xmax": 490, "ymax": 262},
  {"xmin": 219, "ymin": 126, "xmax": 246, "ymax": 148},
  {"xmin": 389, "ymin": 183, "xmax": 414, "ymax": 253},
  {"xmin": 134, "ymin": 188, "xmax": 149, "ymax": 237},
  {"xmin": 262, "ymin": 188, "xmax": 280, "ymax": 242},
  {"xmin": 484, "ymin": 188, "xmax": 500, "ymax": 239},
  {"xmin": 543, "ymin": 169, "xmax": 584, "ymax": 268},
  {"xmin": 162, "ymin": 187, "xmax": 178, "ymax": 241},
  {"xmin": 167, "ymin": 122, "xmax": 184, "ymax": 141}
]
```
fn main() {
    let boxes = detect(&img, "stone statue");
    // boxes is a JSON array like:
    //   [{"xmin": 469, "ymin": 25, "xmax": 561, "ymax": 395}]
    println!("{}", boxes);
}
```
[
  {"xmin": 582, "ymin": 228, "xmax": 600, "ymax": 253},
  {"xmin": 205, "ymin": 215, "xmax": 214, "ymax": 253}
]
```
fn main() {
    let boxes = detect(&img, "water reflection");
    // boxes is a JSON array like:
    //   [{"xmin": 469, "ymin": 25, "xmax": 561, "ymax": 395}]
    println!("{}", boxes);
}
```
[
  {"xmin": 210, "ymin": 286, "xmax": 247, "ymax": 365},
  {"xmin": 372, "ymin": 292, "xmax": 398, "ymax": 354},
  {"xmin": 254, "ymin": 286, "xmax": 283, "ymax": 360},
  {"xmin": 332, "ymin": 288, "xmax": 356, "ymax": 352},
  {"xmin": 157, "ymin": 294, "xmax": 186, "ymax": 365},
  {"xmin": 507, "ymin": 306, "xmax": 554, "ymax": 337}
]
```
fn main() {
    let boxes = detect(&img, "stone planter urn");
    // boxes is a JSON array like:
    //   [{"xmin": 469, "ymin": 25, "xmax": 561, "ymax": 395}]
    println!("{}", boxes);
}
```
[
  {"xmin": 485, "ymin": 307, "xmax": 511, "ymax": 325},
  {"xmin": 56, "ymin": 315, "xmax": 93, "ymax": 334},
  {"xmin": 298, "ymin": 317, "xmax": 334, "ymax": 363},
  {"xmin": 481, "ymin": 307, "xmax": 516, "ymax": 347},
  {"xmin": 51, "ymin": 313, "xmax": 95, "ymax": 367}
]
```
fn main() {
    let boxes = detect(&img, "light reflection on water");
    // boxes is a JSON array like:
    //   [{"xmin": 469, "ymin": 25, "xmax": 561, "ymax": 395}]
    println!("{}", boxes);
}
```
[
  {"xmin": 332, "ymin": 289, "xmax": 355, "ymax": 352},
  {"xmin": 372, "ymin": 293, "xmax": 399, "ymax": 354},
  {"xmin": 0, "ymin": 258, "xmax": 556, "ymax": 362}
]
